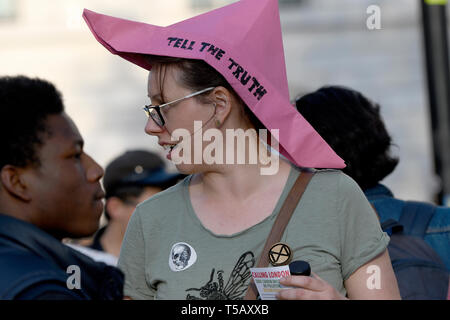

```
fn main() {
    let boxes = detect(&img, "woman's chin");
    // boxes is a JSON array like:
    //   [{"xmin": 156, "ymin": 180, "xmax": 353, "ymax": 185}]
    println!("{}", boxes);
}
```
[{"xmin": 173, "ymin": 162, "xmax": 210, "ymax": 175}]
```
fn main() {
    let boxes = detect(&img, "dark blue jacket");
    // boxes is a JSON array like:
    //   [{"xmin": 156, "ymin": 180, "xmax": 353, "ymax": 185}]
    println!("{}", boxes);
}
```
[
  {"xmin": 365, "ymin": 184, "xmax": 450, "ymax": 271},
  {"xmin": 0, "ymin": 213, "xmax": 124, "ymax": 300}
]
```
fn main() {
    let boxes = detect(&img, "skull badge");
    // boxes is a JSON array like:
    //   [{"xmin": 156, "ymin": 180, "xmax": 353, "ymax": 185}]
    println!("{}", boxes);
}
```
[{"xmin": 169, "ymin": 242, "xmax": 197, "ymax": 272}]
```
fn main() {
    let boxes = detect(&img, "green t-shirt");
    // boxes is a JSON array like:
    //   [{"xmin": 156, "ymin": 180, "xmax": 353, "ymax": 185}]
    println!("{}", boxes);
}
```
[{"xmin": 118, "ymin": 166, "xmax": 390, "ymax": 300}]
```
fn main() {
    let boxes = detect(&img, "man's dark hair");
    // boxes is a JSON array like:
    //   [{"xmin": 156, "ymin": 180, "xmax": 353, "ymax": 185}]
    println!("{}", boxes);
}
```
[
  {"xmin": 0, "ymin": 76, "xmax": 64, "ymax": 169},
  {"xmin": 295, "ymin": 85, "xmax": 399, "ymax": 190}
]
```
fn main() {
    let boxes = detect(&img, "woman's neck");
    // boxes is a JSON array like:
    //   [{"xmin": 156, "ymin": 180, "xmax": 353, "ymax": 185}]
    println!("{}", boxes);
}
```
[{"xmin": 192, "ymin": 158, "xmax": 292, "ymax": 202}]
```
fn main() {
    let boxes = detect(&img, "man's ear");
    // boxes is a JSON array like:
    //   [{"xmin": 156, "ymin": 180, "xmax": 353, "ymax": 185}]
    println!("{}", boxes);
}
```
[
  {"xmin": 0, "ymin": 165, "xmax": 32, "ymax": 201},
  {"xmin": 105, "ymin": 197, "xmax": 125, "ymax": 220}
]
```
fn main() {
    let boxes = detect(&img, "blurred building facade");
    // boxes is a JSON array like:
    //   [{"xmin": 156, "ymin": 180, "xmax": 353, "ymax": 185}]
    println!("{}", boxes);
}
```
[{"xmin": 1, "ymin": 0, "xmax": 449, "ymax": 202}]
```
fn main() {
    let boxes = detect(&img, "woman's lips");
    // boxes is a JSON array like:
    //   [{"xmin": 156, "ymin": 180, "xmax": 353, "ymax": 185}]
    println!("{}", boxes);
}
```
[{"xmin": 160, "ymin": 142, "xmax": 180, "ymax": 160}]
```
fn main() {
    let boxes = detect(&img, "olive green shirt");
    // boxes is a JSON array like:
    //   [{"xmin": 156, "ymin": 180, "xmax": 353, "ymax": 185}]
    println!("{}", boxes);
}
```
[{"xmin": 118, "ymin": 167, "xmax": 389, "ymax": 299}]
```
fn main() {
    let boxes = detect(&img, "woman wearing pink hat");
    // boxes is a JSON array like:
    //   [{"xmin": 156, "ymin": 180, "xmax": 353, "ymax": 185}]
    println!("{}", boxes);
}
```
[{"xmin": 83, "ymin": 0, "xmax": 400, "ymax": 300}]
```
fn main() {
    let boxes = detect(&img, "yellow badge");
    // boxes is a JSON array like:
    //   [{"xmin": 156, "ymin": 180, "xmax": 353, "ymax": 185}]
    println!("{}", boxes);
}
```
[{"xmin": 268, "ymin": 242, "xmax": 292, "ymax": 266}]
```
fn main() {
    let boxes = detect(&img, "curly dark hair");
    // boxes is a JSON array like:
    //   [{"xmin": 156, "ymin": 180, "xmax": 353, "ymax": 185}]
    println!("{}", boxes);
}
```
[
  {"xmin": 0, "ymin": 75, "xmax": 64, "ymax": 169},
  {"xmin": 295, "ymin": 85, "xmax": 399, "ymax": 190}
]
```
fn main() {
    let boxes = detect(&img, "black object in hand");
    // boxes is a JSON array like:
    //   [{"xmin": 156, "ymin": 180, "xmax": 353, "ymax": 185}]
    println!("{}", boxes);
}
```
[{"xmin": 289, "ymin": 260, "xmax": 311, "ymax": 276}]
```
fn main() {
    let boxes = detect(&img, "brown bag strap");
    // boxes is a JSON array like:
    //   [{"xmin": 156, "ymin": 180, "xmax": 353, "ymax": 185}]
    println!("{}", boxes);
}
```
[{"xmin": 244, "ymin": 170, "xmax": 315, "ymax": 300}]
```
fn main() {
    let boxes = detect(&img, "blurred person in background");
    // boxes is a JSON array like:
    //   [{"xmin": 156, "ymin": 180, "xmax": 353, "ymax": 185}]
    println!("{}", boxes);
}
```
[
  {"xmin": 0, "ymin": 76, "xmax": 123, "ymax": 299},
  {"xmin": 69, "ymin": 150, "xmax": 183, "ymax": 265},
  {"xmin": 296, "ymin": 85, "xmax": 450, "ymax": 299},
  {"xmin": 295, "ymin": 85, "xmax": 450, "ymax": 270}
]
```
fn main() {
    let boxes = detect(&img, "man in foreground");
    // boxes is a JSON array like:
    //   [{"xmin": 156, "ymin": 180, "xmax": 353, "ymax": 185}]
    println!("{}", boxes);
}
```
[{"xmin": 0, "ymin": 75, "xmax": 123, "ymax": 299}]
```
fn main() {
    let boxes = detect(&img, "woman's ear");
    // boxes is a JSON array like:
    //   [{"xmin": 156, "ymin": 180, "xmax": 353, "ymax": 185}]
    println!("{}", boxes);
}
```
[
  {"xmin": 211, "ymin": 86, "xmax": 233, "ymax": 124},
  {"xmin": 0, "ymin": 165, "xmax": 32, "ymax": 202}
]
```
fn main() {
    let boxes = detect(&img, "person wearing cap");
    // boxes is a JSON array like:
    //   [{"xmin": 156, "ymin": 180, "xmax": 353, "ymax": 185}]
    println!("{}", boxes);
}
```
[
  {"xmin": 88, "ymin": 150, "xmax": 183, "ymax": 260},
  {"xmin": 83, "ymin": 0, "xmax": 400, "ymax": 300}
]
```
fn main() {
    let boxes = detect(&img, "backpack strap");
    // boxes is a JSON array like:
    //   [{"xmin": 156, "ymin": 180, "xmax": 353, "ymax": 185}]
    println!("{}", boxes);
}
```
[
  {"xmin": 399, "ymin": 201, "xmax": 435, "ymax": 238},
  {"xmin": 380, "ymin": 219, "xmax": 404, "ymax": 235}
]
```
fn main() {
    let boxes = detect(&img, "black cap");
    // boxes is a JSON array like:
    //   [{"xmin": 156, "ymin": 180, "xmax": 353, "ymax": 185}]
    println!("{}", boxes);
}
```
[{"xmin": 103, "ymin": 150, "xmax": 183, "ymax": 197}]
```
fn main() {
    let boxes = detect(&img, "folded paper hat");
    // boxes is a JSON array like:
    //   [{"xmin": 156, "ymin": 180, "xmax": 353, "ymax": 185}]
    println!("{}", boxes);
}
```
[{"xmin": 83, "ymin": 0, "xmax": 345, "ymax": 169}]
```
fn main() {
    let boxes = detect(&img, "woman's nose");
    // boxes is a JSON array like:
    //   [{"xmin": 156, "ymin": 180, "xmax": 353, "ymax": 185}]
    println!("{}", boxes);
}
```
[{"xmin": 145, "ymin": 117, "xmax": 164, "ymax": 136}]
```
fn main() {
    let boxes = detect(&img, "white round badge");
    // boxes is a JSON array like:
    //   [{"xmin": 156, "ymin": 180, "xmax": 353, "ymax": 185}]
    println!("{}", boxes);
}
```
[{"xmin": 168, "ymin": 242, "xmax": 197, "ymax": 272}]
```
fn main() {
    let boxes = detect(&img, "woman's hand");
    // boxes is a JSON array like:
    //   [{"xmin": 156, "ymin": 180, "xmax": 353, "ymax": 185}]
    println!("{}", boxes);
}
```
[{"xmin": 276, "ymin": 272, "xmax": 348, "ymax": 300}]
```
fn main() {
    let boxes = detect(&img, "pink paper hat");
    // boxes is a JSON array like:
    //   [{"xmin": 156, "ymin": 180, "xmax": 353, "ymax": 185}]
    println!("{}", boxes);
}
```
[{"xmin": 82, "ymin": 0, "xmax": 345, "ymax": 169}]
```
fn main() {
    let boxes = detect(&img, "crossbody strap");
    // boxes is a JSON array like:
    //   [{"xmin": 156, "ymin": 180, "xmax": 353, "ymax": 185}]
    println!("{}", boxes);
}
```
[{"xmin": 244, "ymin": 170, "xmax": 315, "ymax": 300}]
